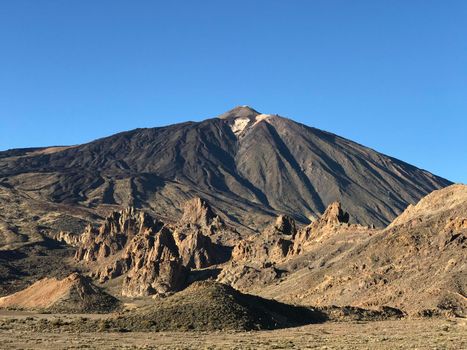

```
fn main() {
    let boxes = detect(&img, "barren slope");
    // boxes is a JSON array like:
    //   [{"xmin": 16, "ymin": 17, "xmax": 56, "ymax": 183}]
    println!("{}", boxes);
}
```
[
  {"xmin": 0, "ymin": 273, "xmax": 119, "ymax": 313},
  {"xmin": 251, "ymin": 184, "xmax": 466, "ymax": 316}
]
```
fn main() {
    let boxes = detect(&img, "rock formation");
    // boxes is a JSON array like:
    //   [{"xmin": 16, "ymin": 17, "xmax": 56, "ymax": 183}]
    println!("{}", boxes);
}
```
[
  {"xmin": 229, "ymin": 204, "xmax": 353, "ymax": 268},
  {"xmin": 231, "ymin": 214, "xmax": 298, "ymax": 266},
  {"xmin": 54, "ymin": 230, "xmax": 82, "ymax": 247},
  {"xmin": 268, "ymin": 215, "xmax": 298, "ymax": 237},
  {"xmin": 220, "ymin": 204, "xmax": 377, "ymax": 292},
  {"xmin": 75, "ymin": 207, "xmax": 163, "ymax": 263},
  {"xmin": 73, "ymin": 210, "xmax": 189, "ymax": 296},
  {"xmin": 292, "ymin": 201, "xmax": 353, "ymax": 254},
  {"xmin": 317, "ymin": 202, "xmax": 350, "ymax": 226},
  {"xmin": 180, "ymin": 197, "xmax": 218, "ymax": 228},
  {"xmin": 121, "ymin": 227, "xmax": 188, "ymax": 297},
  {"xmin": 174, "ymin": 229, "xmax": 220, "ymax": 268},
  {"xmin": 173, "ymin": 197, "xmax": 230, "ymax": 268},
  {"xmin": 72, "ymin": 200, "xmax": 230, "ymax": 297}
]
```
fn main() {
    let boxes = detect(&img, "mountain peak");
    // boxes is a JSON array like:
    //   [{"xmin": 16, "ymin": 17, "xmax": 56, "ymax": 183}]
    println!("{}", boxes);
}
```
[
  {"xmin": 218, "ymin": 105, "xmax": 260, "ymax": 119},
  {"xmin": 217, "ymin": 106, "xmax": 280, "ymax": 137}
]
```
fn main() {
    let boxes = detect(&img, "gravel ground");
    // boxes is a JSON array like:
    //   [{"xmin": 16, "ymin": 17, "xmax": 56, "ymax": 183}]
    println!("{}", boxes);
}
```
[{"xmin": 0, "ymin": 317, "xmax": 465, "ymax": 349}]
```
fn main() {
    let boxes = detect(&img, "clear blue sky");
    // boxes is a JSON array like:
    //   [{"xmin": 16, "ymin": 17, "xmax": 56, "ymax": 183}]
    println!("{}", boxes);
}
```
[{"xmin": 0, "ymin": 1, "xmax": 465, "ymax": 183}]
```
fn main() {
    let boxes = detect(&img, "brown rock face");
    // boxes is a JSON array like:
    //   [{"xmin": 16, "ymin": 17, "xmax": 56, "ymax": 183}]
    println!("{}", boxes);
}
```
[
  {"xmin": 218, "ymin": 215, "xmax": 297, "ymax": 290},
  {"xmin": 75, "ymin": 208, "xmax": 162, "ymax": 263},
  {"xmin": 222, "ymin": 205, "xmax": 370, "ymax": 291},
  {"xmin": 232, "ymin": 202, "xmax": 349, "ymax": 265},
  {"xmin": 271, "ymin": 215, "xmax": 297, "ymax": 236},
  {"xmin": 73, "ymin": 207, "xmax": 187, "ymax": 296},
  {"xmin": 444, "ymin": 217, "xmax": 467, "ymax": 231},
  {"xmin": 319, "ymin": 202, "xmax": 350, "ymax": 226},
  {"xmin": 174, "ymin": 197, "xmax": 231, "ymax": 268},
  {"xmin": 291, "ymin": 202, "xmax": 353, "ymax": 254},
  {"xmin": 181, "ymin": 197, "xmax": 217, "ymax": 228},
  {"xmin": 232, "ymin": 237, "xmax": 293, "ymax": 266},
  {"xmin": 174, "ymin": 229, "xmax": 218, "ymax": 269},
  {"xmin": 231, "ymin": 214, "xmax": 297, "ymax": 266},
  {"xmin": 121, "ymin": 228, "xmax": 188, "ymax": 297},
  {"xmin": 54, "ymin": 231, "xmax": 82, "ymax": 247},
  {"xmin": 241, "ymin": 185, "xmax": 467, "ymax": 317},
  {"xmin": 222, "ymin": 214, "xmax": 297, "ymax": 291},
  {"xmin": 218, "ymin": 263, "xmax": 283, "ymax": 291}
]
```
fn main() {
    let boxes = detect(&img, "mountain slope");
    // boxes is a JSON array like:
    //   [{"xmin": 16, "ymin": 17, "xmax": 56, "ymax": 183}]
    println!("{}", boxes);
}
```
[
  {"xmin": 0, "ymin": 106, "xmax": 451, "ymax": 237},
  {"xmin": 249, "ymin": 184, "xmax": 467, "ymax": 317},
  {"xmin": 0, "ymin": 272, "xmax": 119, "ymax": 313}
]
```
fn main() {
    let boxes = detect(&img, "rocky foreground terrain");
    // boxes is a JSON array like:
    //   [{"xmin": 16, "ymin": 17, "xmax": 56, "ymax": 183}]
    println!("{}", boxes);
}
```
[
  {"xmin": 0, "ymin": 107, "xmax": 465, "ymax": 348},
  {"xmin": 0, "ymin": 185, "xmax": 464, "ymax": 325}
]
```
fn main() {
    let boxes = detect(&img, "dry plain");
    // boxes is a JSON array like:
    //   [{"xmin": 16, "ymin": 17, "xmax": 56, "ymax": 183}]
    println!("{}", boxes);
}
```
[{"xmin": 0, "ymin": 311, "xmax": 465, "ymax": 349}]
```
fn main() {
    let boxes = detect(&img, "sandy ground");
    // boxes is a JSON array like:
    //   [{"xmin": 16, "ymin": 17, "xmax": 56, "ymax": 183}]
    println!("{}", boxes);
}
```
[{"xmin": 0, "ymin": 314, "xmax": 465, "ymax": 349}]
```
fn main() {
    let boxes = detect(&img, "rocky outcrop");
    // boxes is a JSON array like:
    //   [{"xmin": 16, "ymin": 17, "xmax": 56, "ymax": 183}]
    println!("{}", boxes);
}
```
[
  {"xmin": 444, "ymin": 217, "xmax": 467, "ymax": 231},
  {"xmin": 218, "ymin": 263, "xmax": 284, "ymax": 291},
  {"xmin": 121, "ymin": 228, "xmax": 188, "ymax": 297},
  {"xmin": 174, "ymin": 197, "xmax": 230, "ymax": 268},
  {"xmin": 291, "ymin": 202, "xmax": 353, "ymax": 254},
  {"xmin": 231, "ymin": 215, "xmax": 297, "ymax": 266},
  {"xmin": 247, "ymin": 184, "xmax": 467, "ymax": 317},
  {"xmin": 73, "ymin": 201, "xmax": 229, "ymax": 297},
  {"xmin": 388, "ymin": 184, "xmax": 467, "ymax": 229},
  {"xmin": 232, "ymin": 237, "xmax": 293, "ymax": 265},
  {"xmin": 89, "ymin": 225, "xmax": 188, "ymax": 297},
  {"xmin": 54, "ymin": 231, "xmax": 82, "ymax": 247},
  {"xmin": 174, "ymin": 229, "xmax": 221, "ymax": 268},
  {"xmin": 267, "ymin": 215, "xmax": 297, "ymax": 237},
  {"xmin": 70, "ymin": 207, "xmax": 187, "ymax": 296},
  {"xmin": 219, "ymin": 215, "xmax": 297, "ymax": 291},
  {"xmin": 229, "ymin": 204, "xmax": 352, "ymax": 266},
  {"xmin": 221, "ymin": 205, "xmax": 368, "ymax": 291},
  {"xmin": 318, "ymin": 202, "xmax": 350, "ymax": 226},
  {"xmin": 180, "ymin": 197, "xmax": 218, "ymax": 228},
  {"xmin": 74, "ymin": 212, "xmax": 189, "ymax": 296},
  {"xmin": 75, "ymin": 207, "xmax": 162, "ymax": 263}
]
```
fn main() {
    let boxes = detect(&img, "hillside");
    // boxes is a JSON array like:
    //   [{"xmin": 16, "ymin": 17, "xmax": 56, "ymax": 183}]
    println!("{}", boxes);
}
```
[
  {"xmin": 0, "ymin": 106, "xmax": 450, "ymax": 248},
  {"xmin": 235, "ymin": 184, "xmax": 466, "ymax": 317},
  {"xmin": 0, "ymin": 273, "xmax": 119, "ymax": 313}
]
